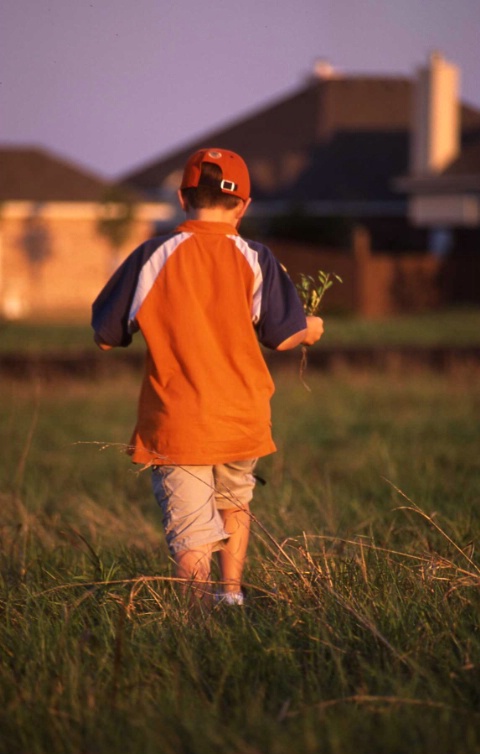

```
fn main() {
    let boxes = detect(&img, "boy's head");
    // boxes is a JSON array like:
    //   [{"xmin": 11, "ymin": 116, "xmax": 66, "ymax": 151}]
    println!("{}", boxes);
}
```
[{"xmin": 180, "ymin": 148, "xmax": 250, "ymax": 210}]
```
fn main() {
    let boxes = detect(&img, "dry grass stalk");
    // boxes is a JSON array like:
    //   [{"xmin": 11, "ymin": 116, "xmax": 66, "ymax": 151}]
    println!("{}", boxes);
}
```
[{"xmin": 285, "ymin": 694, "xmax": 479, "ymax": 717}]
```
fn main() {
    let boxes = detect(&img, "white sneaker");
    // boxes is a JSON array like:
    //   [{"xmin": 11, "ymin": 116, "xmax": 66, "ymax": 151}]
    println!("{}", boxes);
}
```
[{"xmin": 215, "ymin": 591, "xmax": 244, "ymax": 606}]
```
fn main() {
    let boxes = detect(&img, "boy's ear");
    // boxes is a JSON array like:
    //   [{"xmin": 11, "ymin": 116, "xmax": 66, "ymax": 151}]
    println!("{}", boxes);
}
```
[
  {"xmin": 234, "ymin": 197, "xmax": 251, "ymax": 228},
  {"xmin": 177, "ymin": 189, "xmax": 187, "ymax": 211},
  {"xmin": 237, "ymin": 197, "xmax": 251, "ymax": 219}
]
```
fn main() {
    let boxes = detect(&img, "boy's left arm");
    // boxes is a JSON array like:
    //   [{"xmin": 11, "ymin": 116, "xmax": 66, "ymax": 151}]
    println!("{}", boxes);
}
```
[
  {"xmin": 253, "ymin": 245, "xmax": 321, "ymax": 350},
  {"xmin": 276, "ymin": 315, "xmax": 324, "ymax": 350}
]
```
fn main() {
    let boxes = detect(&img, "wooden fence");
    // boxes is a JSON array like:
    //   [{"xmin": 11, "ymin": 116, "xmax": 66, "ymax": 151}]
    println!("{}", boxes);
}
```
[{"xmin": 269, "ymin": 226, "xmax": 478, "ymax": 318}]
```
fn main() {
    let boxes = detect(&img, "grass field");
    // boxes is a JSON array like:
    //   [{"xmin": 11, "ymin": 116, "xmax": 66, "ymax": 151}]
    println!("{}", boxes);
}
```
[
  {"xmin": 2, "ymin": 306, "xmax": 480, "ymax": 352},
  {"xmin": 1, "ymin": 361, "xmax": 480, "ymax": 754}
]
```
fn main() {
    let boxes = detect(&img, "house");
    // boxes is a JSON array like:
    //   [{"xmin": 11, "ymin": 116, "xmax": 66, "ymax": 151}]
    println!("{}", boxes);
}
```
[
  {"xmin": 395, "ymin": 53, "xmax": 480, "ymax": 236},
  {"xmin": 392, "ymin": 53, "xmax": 480, "ymax": 303},
  {"xmin": 3, "ymin": 55, "xmax": 478, "ymax": 323},
  {"xmin": 121, "ymin": 55, "xmax": 480, "ymax": 253},
  {"xmin": 0, "ymin": 147, "xmax": 173, "ymax": 320},
  {"xmin": 119, "ymin": 53, "xmax": 480, "ymax": 312}
]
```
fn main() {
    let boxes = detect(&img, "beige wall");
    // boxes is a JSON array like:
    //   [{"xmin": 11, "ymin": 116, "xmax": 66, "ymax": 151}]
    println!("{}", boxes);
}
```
[
  {"xmin": 0, "ymin": 205, "xmax": 450, "ymax": 322},
  {"xmin": 410, "ymin": 194, "xmax": 480, "ymax": 227},
  {"xmin": 0, "ymin": 202, "xmax": 171, "ymax": 321}
]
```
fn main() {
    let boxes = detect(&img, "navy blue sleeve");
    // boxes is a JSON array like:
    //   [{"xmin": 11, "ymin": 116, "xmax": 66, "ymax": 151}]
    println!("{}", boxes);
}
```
[
  {"xmin": 91, "ymin": 235, "xmax": 167, "ymax": 347},
  {"xmin": 248, "ymin": 241, "xmax": 307, "ymax": 350}
]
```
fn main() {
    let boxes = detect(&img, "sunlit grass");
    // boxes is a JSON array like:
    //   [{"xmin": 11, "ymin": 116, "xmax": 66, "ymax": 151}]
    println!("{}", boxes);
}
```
[
  {"xmin": 322, "ymin": 306, "xmax": 480, "ymax": 347},
  {"xmin": 1, "ymin": 369, "xmax": 480, "ymax": 753}
]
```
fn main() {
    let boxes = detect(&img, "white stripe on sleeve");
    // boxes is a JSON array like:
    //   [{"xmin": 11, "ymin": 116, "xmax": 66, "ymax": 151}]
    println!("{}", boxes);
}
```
[
  {"xmin": 128, "ymin": 232, "xmax": 191, "ymax": 329},
  {"xmin": 229, "ymin": 235, "xmax": 263, "ymax": 324}
]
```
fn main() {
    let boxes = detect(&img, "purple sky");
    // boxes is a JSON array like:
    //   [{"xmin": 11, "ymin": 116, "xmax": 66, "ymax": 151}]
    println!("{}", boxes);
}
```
[{"xmin": 2, "ymin": 0, "xmax": 480, "ymax": 179}]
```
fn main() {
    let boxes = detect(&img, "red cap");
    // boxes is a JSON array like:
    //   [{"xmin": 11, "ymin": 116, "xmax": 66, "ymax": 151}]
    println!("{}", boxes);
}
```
[{"xmin": 180, "ymin": 148, "xmax": 250, "ymax": 202}]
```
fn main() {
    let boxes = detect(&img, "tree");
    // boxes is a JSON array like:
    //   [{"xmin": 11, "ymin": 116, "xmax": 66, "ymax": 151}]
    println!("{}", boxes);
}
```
[{"xmin": 97, "ymin": 185, "xmax": 136, "ymax": 256}]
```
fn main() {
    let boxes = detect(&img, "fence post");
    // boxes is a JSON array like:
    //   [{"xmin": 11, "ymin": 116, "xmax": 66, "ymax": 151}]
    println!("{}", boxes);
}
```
[{"xmin": 352, "ymin": 225, "xmax": 372, "ymax": 316}]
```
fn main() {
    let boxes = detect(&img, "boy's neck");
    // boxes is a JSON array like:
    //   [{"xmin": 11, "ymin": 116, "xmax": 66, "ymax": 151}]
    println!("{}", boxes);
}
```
[{"xmin": 183, "ymin": 206, "xmax": 240, "ymax": 225}]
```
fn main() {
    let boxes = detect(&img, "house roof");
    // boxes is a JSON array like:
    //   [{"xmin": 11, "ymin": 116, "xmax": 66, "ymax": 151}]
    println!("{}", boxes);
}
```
[
  {"xmin": 121, "ymin": 76, "xmax": 413, "ymax": 201},
  {"xmin": 120, "ymin": 74, "xmax": 480, "ymax": 206},
  {"xmin": 0, "ymin": 146, "xmax": 110, "ymax": 202},
  {"xmin": 266, "ymin": 131, "xmax": 410, "ymax": 203}
]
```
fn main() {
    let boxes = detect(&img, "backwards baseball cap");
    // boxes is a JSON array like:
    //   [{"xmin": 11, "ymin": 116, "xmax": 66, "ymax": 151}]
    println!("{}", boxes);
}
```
[{"xmin": 180, "ymin": 148, "xmax": 250, "ymax": 202}]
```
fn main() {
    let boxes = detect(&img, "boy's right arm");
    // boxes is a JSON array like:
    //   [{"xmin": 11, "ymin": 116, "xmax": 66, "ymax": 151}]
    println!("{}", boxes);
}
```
[
  {"xmin": 94, "ymin": 332, "xmax": 114, "ymax": 351},
  {"xmin": 91, "ymin": 242, "xmax": 149, "ymax": 349}
]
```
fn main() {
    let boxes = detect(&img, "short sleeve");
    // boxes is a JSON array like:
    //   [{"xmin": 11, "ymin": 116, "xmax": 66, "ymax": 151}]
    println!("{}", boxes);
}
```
[
  {"xmin": 91, "ymin": 237, "xmax": 162, "ymax": 347},
  {"xmin": 249, "ymin": 242, "xmax": 307, "ymax": 350}
]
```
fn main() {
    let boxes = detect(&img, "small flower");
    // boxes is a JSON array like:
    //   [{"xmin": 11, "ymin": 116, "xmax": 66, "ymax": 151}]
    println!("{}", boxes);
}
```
[
  {"xmin": 296, "ymin": 271, "xmax": 343, "ymax": 317},
  {"xmin": 295, "ymin": 270, "xmax": 342, "ymax": 390}
]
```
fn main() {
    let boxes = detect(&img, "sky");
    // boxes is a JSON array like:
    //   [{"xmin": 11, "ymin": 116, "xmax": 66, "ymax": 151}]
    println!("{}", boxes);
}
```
[{"xmin": 2, "ymin": 0, "xmax": 480, "ymax": 180}]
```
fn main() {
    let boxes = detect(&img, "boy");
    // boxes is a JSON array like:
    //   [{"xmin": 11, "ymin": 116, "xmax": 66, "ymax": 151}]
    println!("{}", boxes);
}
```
[{"xmin": 92, "ymin": 148, "xmax": 323, "ymax": 606}]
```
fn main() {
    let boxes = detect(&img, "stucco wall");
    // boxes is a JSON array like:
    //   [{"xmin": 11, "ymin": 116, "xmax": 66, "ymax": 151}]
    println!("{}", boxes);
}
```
[{"xmin": 0, "ymin": 203, "xmax": 157, "ymax": 321}]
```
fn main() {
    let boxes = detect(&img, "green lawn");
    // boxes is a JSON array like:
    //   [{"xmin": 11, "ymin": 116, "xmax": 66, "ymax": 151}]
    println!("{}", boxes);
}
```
[
  {"xmin": 2, "ymin": 306, "xmax": 480, "ymax": 353},
  {"xmin": 1, "ymin": 368, "xmax": 480, "ymax": 753},
  {"xmin": 323, "ymin": 306, "xmax": 480, "ymax": 347}
]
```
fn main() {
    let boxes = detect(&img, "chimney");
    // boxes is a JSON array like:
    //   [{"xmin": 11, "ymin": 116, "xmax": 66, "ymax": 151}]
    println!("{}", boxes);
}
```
[
  {"xmin": 312, "ymin": 59, "xmax": 337, "ymax": 80},
  {"xmin": 411, "ymin": 51, "xmax": 460, "ymax": 176}
]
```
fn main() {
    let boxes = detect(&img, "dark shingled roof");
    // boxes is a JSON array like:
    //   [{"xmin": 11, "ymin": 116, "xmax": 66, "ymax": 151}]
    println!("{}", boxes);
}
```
[
  {"xmin": 444, "ymin": 129, "xmax": 480, "ymax": 177},
  {"xmin": 121, "ymin": 77, "xmax": 414, "ymax": 198},
  {"xmin": 272, "ymin": 131, "xmax": 410, "ymax": 203},
  {"xmin": 0, "ymin": 146, "xmax": 109, "ymax": 202},
  {"xmin": 121, "ymin": 76, "xmax": 480, "ymax": 205}
]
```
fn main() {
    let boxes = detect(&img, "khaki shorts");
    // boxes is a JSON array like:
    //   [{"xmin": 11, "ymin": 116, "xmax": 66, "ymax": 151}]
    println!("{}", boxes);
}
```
[{"xmin": 151, "ymin": 459, "xmax": 257, "ymax": 555}]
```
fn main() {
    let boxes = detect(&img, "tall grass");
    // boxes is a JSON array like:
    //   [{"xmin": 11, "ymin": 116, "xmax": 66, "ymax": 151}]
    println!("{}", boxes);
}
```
[{"xmin": 1, "ymin": 367, "xmax": 480, "ymax": 753}]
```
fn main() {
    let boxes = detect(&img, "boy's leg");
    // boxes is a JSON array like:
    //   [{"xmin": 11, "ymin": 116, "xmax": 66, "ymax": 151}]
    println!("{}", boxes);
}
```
[
  {"xmin": 218, "ymin": 505, "xmax": 251, "ymax": 594},
  {"xmin": 152, "ymin": 465, "xmax": 229, "ymax": 603},
  {"xmin": 174, "ymin": 543, "xmax": 214, "ymax": 604},
  {"xmin": 214, "ymin": 459, "xmax": 257, "ymax": 596}
]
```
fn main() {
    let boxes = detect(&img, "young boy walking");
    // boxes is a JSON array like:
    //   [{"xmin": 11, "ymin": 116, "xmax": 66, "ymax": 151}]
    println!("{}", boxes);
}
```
[{"xmin": 92, "ymin": 148, "xmax": 323, "ymax": 606}]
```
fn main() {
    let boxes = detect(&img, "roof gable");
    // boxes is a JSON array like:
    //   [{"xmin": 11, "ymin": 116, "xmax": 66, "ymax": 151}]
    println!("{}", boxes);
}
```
[
  {"xmin": 0, "ymin": 147, "xmax": 109, "ymax": 202},
  {"xmin": 121, "ymin": 75, "xmax": 480, "ymax": 205},
  {"xmin": 120, "ymin": 76, "xmax": 414, "ymax": 189}
]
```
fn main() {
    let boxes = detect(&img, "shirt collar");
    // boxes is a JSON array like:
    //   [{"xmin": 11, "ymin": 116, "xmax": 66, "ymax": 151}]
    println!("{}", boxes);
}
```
[{"xmin": 176, "ymin": 219, "xmax": 239, "ymax": 236}]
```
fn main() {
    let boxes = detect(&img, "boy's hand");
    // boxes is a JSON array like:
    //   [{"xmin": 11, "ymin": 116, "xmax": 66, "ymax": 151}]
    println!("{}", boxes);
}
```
[{"xmin": 302, "ymin": 316, "xmax": 324, "ymax": 346}]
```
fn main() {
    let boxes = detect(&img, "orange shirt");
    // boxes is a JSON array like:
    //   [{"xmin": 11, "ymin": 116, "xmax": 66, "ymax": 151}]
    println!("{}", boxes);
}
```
[{"xmin": 92, "ymin": 220, "xmax": 306, "ymax": 466}]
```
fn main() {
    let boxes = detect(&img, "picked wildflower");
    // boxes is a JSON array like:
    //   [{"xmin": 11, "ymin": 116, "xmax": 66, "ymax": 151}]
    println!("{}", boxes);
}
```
[{"xmin": 296, "ymin": 270, "xmax": 343, "ymax": 389}]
